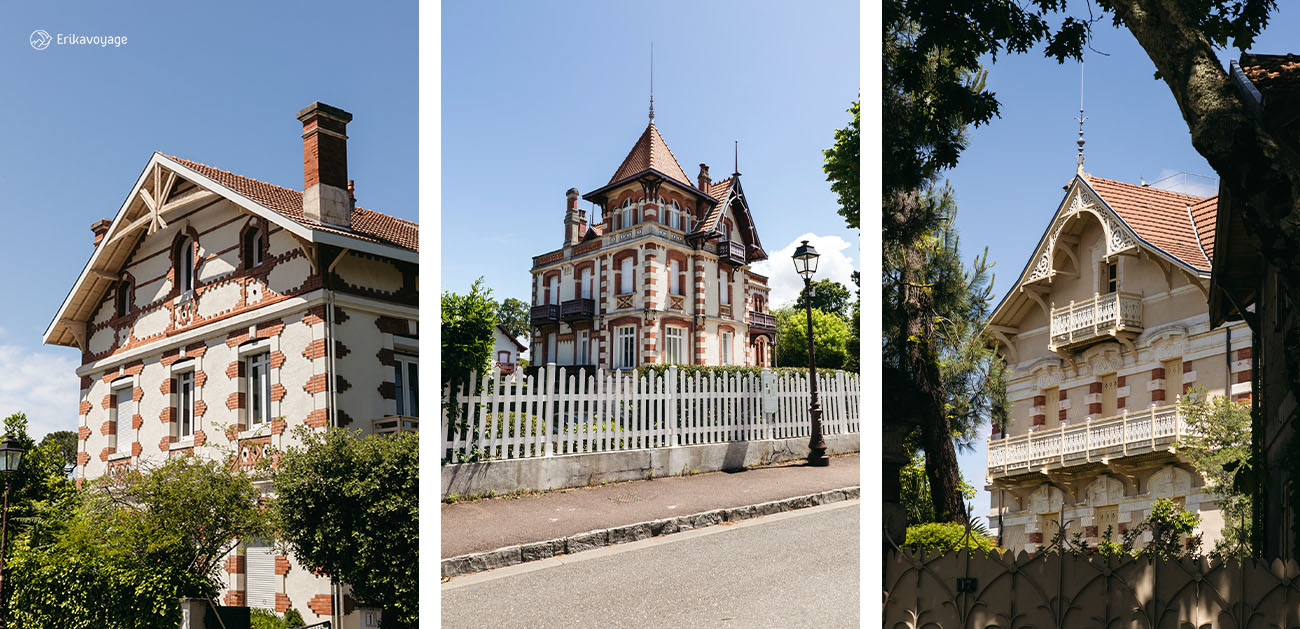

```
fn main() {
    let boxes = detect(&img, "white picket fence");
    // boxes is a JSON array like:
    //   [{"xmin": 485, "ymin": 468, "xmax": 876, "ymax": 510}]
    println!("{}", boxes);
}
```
[{"xmin": 441, "ymin": 366, "xmax": 861, "ymax": 462}]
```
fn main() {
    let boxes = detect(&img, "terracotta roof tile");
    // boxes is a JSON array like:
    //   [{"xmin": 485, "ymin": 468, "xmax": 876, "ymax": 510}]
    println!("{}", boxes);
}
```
[
  {"xmin": 1087, "ymin": 176, "xmax": 1211, "ymax": 271},
  {"xmin": 695, "ymin": 176, "xmax": 735, "ymax": 233},
  {"xmin": 1240, "ymin": 53, "xmax": 1300, "ymax": 98},
  {"xmin": 1188, "ymin": 195, "xmax": 1219, "ymax": 264},
  {"xmin": 607, "ymin": 123, "xmax": 694, "ymax": 190},
  {"xmin": 166, "ymin": 156, "xmax": 417, "ymax": 252}
]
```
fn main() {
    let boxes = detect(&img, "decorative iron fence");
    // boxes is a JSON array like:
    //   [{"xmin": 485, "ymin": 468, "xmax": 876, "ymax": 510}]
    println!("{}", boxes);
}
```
[
  {"xmin": 441, "ymin": 366, "xmax": 860, "ymax": 462},
  {"xmin": 885, "ymin": 524, "xmax": 1300, "ymax": 628}
]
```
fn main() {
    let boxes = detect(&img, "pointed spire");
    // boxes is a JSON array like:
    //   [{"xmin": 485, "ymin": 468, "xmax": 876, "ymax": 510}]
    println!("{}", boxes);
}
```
[
  {"xmin": 649, "ymin": 42, "xmax": 655, "ymax": 123},
  {"xmin": 1076, "ymin": 58, "xmax": 1087, "ymax": 175},
  {"xmin": 733, "ymin": 140, "xmax": 740, "ymax": 176}
]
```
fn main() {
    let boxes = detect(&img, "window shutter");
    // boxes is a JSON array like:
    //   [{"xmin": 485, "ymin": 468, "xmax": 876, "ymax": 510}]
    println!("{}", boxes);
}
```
[{"xmin": 244, "ymin": 545, "xmax": 278, "ymax": 609}]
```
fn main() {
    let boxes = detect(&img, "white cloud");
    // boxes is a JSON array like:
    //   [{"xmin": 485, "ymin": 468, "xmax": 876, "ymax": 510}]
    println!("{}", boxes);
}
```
[
  {"xmin": 1148, "ymin": 169, "xmax": 1218, "ymax": 198},
  {"xmin": 0, "ymin": 344, "xmax": 79, "ymax": 440},
  {"xmin": 752, "ymin": 233, "xmax": 858, "ymax": 308}
]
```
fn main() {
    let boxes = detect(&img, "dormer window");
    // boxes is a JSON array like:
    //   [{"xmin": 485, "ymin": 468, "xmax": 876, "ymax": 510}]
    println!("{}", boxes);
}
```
[
  {"xmin": 175, "ymin": 237, "xmax": 195, "ymax": 293},
  {"xmin": 243, "ymin": 227, "xmax": 264, "ymax": 268}
]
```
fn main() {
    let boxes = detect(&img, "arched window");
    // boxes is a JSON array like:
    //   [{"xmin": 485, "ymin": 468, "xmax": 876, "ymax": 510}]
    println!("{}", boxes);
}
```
[
  {"xmin": 175, "ymin": 237, "xmax": 195, "ymax": 293},
  {"xmin": 115, "ymin": 279, "xmax": 130, "ymax": 318},
  {"xmin": 243, "ymin": 227, "xmax": 264, "ymax": 268}
]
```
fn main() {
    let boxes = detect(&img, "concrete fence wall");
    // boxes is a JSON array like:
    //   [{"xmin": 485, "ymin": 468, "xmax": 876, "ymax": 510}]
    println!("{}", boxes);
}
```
[{"xmin": 884, "ymin": 546, "xmax": 1300, "ymax": 627}]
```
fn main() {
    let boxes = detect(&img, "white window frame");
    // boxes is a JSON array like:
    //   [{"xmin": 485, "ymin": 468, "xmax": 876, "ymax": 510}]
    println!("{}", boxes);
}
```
[
  {"xmin": 720, "ymin": 332, "xmax": 733, "ymax": 366},
  {"xmin": 669, "ymin": 259, "xmax": 681, "ymax": 296},
  {"xmin": 577, "ymin": 330, "xmax": 590, "ymax": 365},
  {"xmin": 245, "ymin": 351, "xmax": 272, "ymax": 427},
  {"xmin": 665, "ymin": 326, "xmax": 685, "ymax": 365},
  {"xmin": 619, "ymin": 257, "xmax": 634, "ymax": 294},
  {"xmin": 720, "ymin": 271, "xmax": 731, "ymax": 305},
  {"xmin": 395, "ymin": 353, "xmax": 419, "ymax": 417},
  {"xmin": 178, "ymin": 237, "xmax": 195, "ymax": 294},
  {"xmin": 548, "ymin": 276, "xmax": 559, "ymax": 305},
  {"xmin": 580, "ymin": 268, "xmax": 592, "ymax": 299},
  {"xmin": 547, "ymin": 332, "xmax": 557, "ymax": 364},
  {"xmin": 111, "ymin": 381, "xmax": 133, "ymax": 454},
  {"xmin": 177, "ymin": 370, "xmax": 195, "ymax": 439},
  {"xmin": 616, "ymin": 325, "xmax": 637, "ymax": 369}
]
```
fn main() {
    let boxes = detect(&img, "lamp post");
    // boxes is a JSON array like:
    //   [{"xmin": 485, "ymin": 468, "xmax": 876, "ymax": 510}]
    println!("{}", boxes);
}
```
[
  {"xmin": 792, "ymin": 240, "xmax": 828, "ymax": 467},
  {"xmin": 0, "ymin": 435, "xmax": 24, "ymax": 629}
]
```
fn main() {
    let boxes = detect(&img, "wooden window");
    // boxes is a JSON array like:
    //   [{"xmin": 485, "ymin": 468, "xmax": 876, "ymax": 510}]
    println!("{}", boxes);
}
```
[
  {"xmin": 720, "ymin": 331, "xmax": 733, "ymax": 366},
  {"xmin": 243, "ymin": 227, "xmax": 264, "ymax": 268},
  {"xmin": 115, "ymin": 280, "xmax": 130, "ymax": 318},
  {"xmin": 1102, "ymin": 261, "xmax": 1118, "ymax": 294},
  {"xmin": 395, "ymin": 353, "xmax": 418, "ymax": 417},
  {"xmin": 616, "ymin": 325, "xmax": 636, "ymax": 369},
  {"xmin": 246, "ymin": 352, "xmax": 271, "ymax": 427},
  {"xmin": 497, "ymin": 350, "xmax": 510, "ymax": 364},
  {"xmin": 580, "ymin": 268, "xmax": 592, "ymax": 299},
  {"xmin": 177, "ymin": 371, "xmax": 195, "ymax": 438},
  {"xmin": 665, "ymin": 327, "xmax": 684, "ymax": 365},
  {"xmin": 577, "ymin": 330, "xmax": 590, "ymax": 364},
  {"xmin": 669, "ymin": 259, "xmax": 681, "ymax": 295},
  {"xmin": 619, "ymin": 257, "xmax": 634, "ymax": 294},
  {"xmin": 547, "ymin": 275, "xmax": 559, "ymax": 306},
  {"xmin": 720, "ymin": 270, "xmax": 731, "ymax": 305}
]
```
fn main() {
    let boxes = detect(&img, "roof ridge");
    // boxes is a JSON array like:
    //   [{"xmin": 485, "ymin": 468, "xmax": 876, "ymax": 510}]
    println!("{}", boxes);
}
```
[
  {"xmin": 650, "ymin": 123, "xmax": 693, "ymax": 186},
  {"xmin": 165, "ymin": 154, "xmax": 303, "ymax": 198},
  {"xmin": 1184, "ymin": 200, "xmax": 1212, "ymax": 268},
  {"xmin": 1089, "ymin": 175, "xmax": 1208, "ymax": 200}
]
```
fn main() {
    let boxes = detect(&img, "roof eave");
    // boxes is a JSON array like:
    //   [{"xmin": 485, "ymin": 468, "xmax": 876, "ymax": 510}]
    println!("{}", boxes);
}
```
[{"xmin": 582, "ymin": 168, "xmax": 717, "ymax": 207}]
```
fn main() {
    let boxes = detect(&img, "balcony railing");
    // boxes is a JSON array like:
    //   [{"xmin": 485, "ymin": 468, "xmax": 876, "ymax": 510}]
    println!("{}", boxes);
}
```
[
  {"xmin": 530, "ymin": 304, "xmax": 559, "ymax": 325},
  {"xmin": 749, "ymin": 311, "xmax": 776, "ymax": 334},
  {"xmin": 1049, "ymin": 291, "xmax": 1142, "ymax": 350},
  {"xmin": 987, "ymin": 404, "xmax": 1187, "ymax": 478},
  {"xmin": 560, "ymin": 298, "xmax": 596, "ymax": 321},
  {"xmin": 716, "ymin": 239, "xmax": 747, "ymax": 266}
]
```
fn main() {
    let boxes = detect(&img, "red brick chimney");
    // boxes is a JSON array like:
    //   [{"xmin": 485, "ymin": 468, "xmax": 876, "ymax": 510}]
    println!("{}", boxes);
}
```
[
  {"xmin": 91, "ymin": 218, "xmax": 112, "ymax": 248},
  {"xmin": 698, "ymin": 163, "xmax": 711, "ymax": 192},
  {"xmin": 296, "ymin": 102, "xmax": 353, "ymax": 228},
  {"xmin": 563, "ymin": 188, "xmax": 582, "ymax": 246}
]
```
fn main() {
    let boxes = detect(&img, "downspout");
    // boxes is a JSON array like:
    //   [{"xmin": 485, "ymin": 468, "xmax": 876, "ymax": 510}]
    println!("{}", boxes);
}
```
[
  {"xmin": 1226, "ymin": 325, "xmax": 1232, "ymax": 395},
  {"xmin": 326, "ymin": 249, "xmax": 350, "ymax": 431}
]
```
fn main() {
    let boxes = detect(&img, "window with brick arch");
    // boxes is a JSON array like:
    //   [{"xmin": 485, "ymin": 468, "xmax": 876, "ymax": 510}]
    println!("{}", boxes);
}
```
[
  {"xmin": 669, "ymin": 259, "xmax": 681, "ymax": 295},
  {"xmin": 547, "ymin": 275, "xmax": 559, "ymax": 306},
  {"xmin": 243, "ymin": 227, "xmax": 265, "ymax": 268},
  {"xmin": 620, "ymin": 257, "xmax": 634, "ymax": 294},
  {"xmin": 720, "ymin": 331, "xmax": 733, "ymax": 366},
  {"xmin": 579, "ymin": 267, "xmax": 593, "ymax": 299},
  {"xmin": 115, "ymin": 279, "xmax": 131, "ymax": 319},
  {"xmin": 177, "ymin": 371, "xmax": 195, "ymax": 438},
  {"xmin": 175, "ymin": 237, "xmax": 196, "ymax": 293},
  {"xmin": 112, "ymin": 383, "xmax": 133, "ymax": 453}
]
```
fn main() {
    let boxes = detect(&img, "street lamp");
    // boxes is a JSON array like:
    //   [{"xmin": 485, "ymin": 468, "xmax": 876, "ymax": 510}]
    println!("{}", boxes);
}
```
[
  {"xmin": 0, "ymin": 435, "xmax": 24, "ymax": 628},
  {"xmin": 792, "ymin": 240, "xmax": 828, "ymax": 466}
]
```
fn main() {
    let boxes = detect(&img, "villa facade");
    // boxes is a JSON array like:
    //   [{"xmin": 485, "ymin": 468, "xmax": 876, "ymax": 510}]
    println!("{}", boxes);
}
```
[
  {"xmin": 43, "ymin": 103, "xmax": 418, "ymax": 626},
  {"xmin": 985, "ymin": 169, "xmax": 1250, "ymax": 551},
  {"xmin": 528, "ymin": 119, "xmax": 775, "ymax": 370}
]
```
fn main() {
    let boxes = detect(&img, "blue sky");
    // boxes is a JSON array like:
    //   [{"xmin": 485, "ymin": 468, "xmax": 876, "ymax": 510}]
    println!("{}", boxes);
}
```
[
  {"xmin": 945, "ymin": 8, "xmax": 1300, "ymax": 525},
  {"xmin": 0, "ymin": 1, "xmax": 416, "ymax": 439},
  {"xmin": 441, "ymin": 0, "xmax": 860, "ymax": 311}
]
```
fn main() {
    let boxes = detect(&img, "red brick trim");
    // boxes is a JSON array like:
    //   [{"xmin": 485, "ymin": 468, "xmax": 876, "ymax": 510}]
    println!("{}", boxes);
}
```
[
  {"xmin": 227, "ymin": 392, "xmax": 245, "ymax": 410},
  {"xmin": 375, "ymin": 315, "xmax": 409, "ymax": 336},
  {"xmin": 303, "ymin": 305, "xmax": 327, "ymax": 326},
  {"xmin": 307, "ymin": 594, "xmax": 333, "ymax": 617},
  {"xmin": 185, "ymin": 341, "xmax": 208, "ymax": 357},
  {"xmin": 376, "ymin": 347, "xmax": 394, "ymax": 366},
  {"xmin": 268, "ymin": 350, "xmax": 286, "ymax": 369},
  {"xmin": 160, "ymin": 378, "xmax": 174, "ymax": 395},
  {"xmin": 304, "ymin": 374, "xmax": 329, "ymax": 395},
  {"xmin": 78, "ymin": 425, "xmax": 91, "ymax": 441},
  {"xmin": 80, "ymin": 375, "xmax": 93, "ymax": 390},
  {"xmin": 303, "ymin": 339, "xmax": 328, "ymax": 360},
  {"xmin": 255, "ymin": 320, "xmax": 285, "ymax": 339},
  {"xmin": 274, "ymin": 555, "xmax": 291, "ymax": 575},
  {"xmin": 335, "ymin": 376, "xmax": 351, "ymax": 393},
  {"xmin": 224, "ymin": 590, "xmax": 246, "ymax": 607},
  {"xmin": 270, "ymin": 384, "xmax": 287, "ymax": 402},
  {"xmin": 124, "ymin": 361, "xmax": 144, "ymax": 377},
  {"xmin": 79, "ymin": 400, "xmax": 92, "ymax": 416},
  {"xmin": 226, "ymin": 361, "xmax": 244, "ymax": 380},
  {"xmin": 335, "ymin": 340, "xmax": 351, "ymax": 359},
  {"xmin": 77, "ymin": 451, "xmax": 90, "ymax": 466},
  {"xmin": 378, "ymin": 381, "xmax": 396, "ymax": 399},
  {"xmin": 194, "ymin": 430, "xmax": 207, "ymax": 446},
  {"xmin": 226, "ymin": 329, "xmax": 250, "ymax": 348},
  {"xmin": 271, "ymin": 419, "xmax": 287, "ymax": 435},
  {"xmin": 333, "ymin": 306, "xmax": 349, "ymax": 324},
  {"xmin": 194, "ymin": 400, "xmax": 208, "ymax": 417},
  {"xmin": 160, "ymin": 407, "xmax": 176, "ymax": 424},
  {"xmin": 275, "ymin": 593, "xmax": 292, "ymax": 613},
  {"xmin": 161, "ymin": 349, "xmax": 182, "ymax": 366},
  {"xmin": 131, "ymin": 442, "xmax": 142, "ymax": 457},
  {"xmin": 305, "ymin": 409, "xmax": 329, "ymax": 429},
  {"xmin": 194, "ymin": 370, "xmax": 208, "ymax": 387},
  {"xmin": 158, "ymin": 435, "xmax": 176, "ymax": 452},
  {"xmin": 337, "ymin": 410, "xmax": 354, "ymax": 427}
]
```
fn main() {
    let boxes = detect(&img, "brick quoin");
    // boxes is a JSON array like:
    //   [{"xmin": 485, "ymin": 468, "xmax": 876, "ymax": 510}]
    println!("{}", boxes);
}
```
[
  {"xmin": 99, "ymin": 447, "xmax": 112, "ymax": 462},
  {"xmin": 193, "ymin": 430, "xmax": 208, "ymax": 446},
  {"xmin": 160, "ymin": 407, "xmax": 176, "ymax": 424},
  {"xmin": 303, "ymin": 305, "xmax": 327, "ymax": 326},
  {"xmin": 194, "ymin": 400, "xmax": 208, "ymax": 417},
  {"xmin": 224, "ymin": 591, "xmax": 246, "ymax": 607},
  {"xmin": 123, "ymin": 361, "xmax": 144, "ymax": 376},
  {"xmin": 158, "ymin": 435, "xmax": 175, "ymax": 452},
  {"xmin": 375, "ymin": 315, "xmax": 407, "ymax": 335},
  {"xmin": 79, "ymin": 400, "xmax": 92, "ymax": 416},
  {"xmin": 305, "ymin": 409, "xmax": 329, "ymax": 429},
  {"xmin": 130, "ymin": 414, "xmax": 143, "ymax": 430},
  {"xmin": 304, "ymin": 374, "xmax": 329, "ymax": 395},
  {"xmin": 376, "ymin": 347, "xmax": 394, "ymax": 366},
  {"xmin": 268, "ymin": 350, "xmax": 287, "ymax": 369},
  {"xmin": 1028, "ymin": 532, "xmax": 1043, "ymax": 544},
  {"xmin": 132, "ymin": 387, "xmax": 144, "ymax": 403},
  {"xmin": 102, "ymin": 370, "xmax": 121, "ymax": 384},
  {"xmin": 77, "ymin": 451, "xmax": 90, "ymax": 466},
  {"xmin": 275, "ymin": 556, "xmax": 291, "ymax": 575},
  {"xmin": 275, "ymin": 593, "xmax": 292, "ymax": 613},
  {"xmin": 227, "ymin": 392, "xmax": 246, "ymax": 410},
  {"xmin": 225, "ymin": 554, "xmax": 246, "ymax": 574},
  {"xmin": 303, "ymin": 338, "xmax": 327, "ymax": 360},
  {"xmin": 335, "ymin": 340, "xmax": 350, "ymax": 358},
  {"xmin": 160, "ymin": 378, "xmax": 174, "ymax": 395},
  {"xmin": 270, "ymin": 384, "xmax": 287, "ymax": 402},
  {"xmin": 1237, "ymin": 370, "xmax": 1253, "ymax": 384},
  {"xmin": 333, "ymin": 306, "xmax": 349, "ymax": 324},
  {"xmin": 185, "ymin": 341, "xmax": 208, "ymax": 357},
  {"xmin": 1237, "ymin": 347, "xmax": 1252, "ymax": 361},
  {"xmin": 161, "ymin": 349, "xmax": 182, "ymax": 366},
  {"xmin": 131, "ymin": 442, "xmax": 142, "ymax": 457},
  {"xmin": 378, "ymin": 381, "xmax": 396, "ymax": 400},
  {"xmin": 195, "ymin": 370, "xmax": 208, "ymax": 387},
  {"xmin": 80, "ymin": 375, "xmax": 93, "ymax": 390},
  {"xmin": 337, "ymin": 410, "xmax": 353, "ymax": 428},
  {"xmin": 226, "ymin": 361, "xmax": 244, "ymax": 380},
  {"xmin": 335, "ymin": 376, "xmax": 351, "ymax": 393},
  {"xmin": 307, "ymin": 594, "xmax": 333, "ymax": 617},
  {"xmin": 225, "ymin": 425, "xmax": 240, "ymax": 441},
  {"xmin": 78, "ymin": 425, "xmax": 91, "ymax": 441},
  {"xmin": 271, "ymin": 419, "xmax": 287, "ymax": 435}
]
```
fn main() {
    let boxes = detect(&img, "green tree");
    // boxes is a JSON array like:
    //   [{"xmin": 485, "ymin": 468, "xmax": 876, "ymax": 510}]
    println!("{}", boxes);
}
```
[
  {"xmin": 793, "ymin": 279, "xmax": 853, "ymax": 321},
  {"xmin": 274, "ymin": 428, "xmax": 418, "ymax": 628},
  {"xmin": 39, "ymin": 429, "xmax": 78, "ymax": 471},
  {"xmin": 823, "ymin": 99, "xmax": 859, "ymax": 230},
  {"xmin": 496, "ymin": 297, "xmax": 530, "ymax": 341},
  {"xmin": 774, "ymin": 306, "xmax": 850, "ymax": 370},
  {"xmin": 903, "ymin": 522, "xmax": 998, "ymax": 555},
  {"xmin": 7, "ymin": 453, "xmax": 272, "ymax": 627},
  {"xmin": 1179, "ymin": 390, "xmax": 1253, "ymax": 556},
  {"xmin": 442, "ymin": 278, "xmax": 499, "ymax": 392}
]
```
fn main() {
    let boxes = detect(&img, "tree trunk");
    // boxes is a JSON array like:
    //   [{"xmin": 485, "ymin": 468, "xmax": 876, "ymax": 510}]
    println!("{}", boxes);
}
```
[{"xmin": 901, "ymin": 247, "xmax": 967, "ymax": 523}]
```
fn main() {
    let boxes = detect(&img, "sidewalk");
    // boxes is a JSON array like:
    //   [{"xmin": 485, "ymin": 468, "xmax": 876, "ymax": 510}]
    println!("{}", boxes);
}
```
[{"xmin": 441, "ymin": 453, "xmax": 860, "ymax": 559}]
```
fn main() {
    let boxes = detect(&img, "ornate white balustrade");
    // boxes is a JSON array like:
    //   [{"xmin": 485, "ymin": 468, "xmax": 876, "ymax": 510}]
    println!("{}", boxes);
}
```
[
  {"xmin": 1049, "ymin": 291, "xmax": 1142, "ymax": 350},
  {"xmin": 987, "ymin": 404, "xmax": 1187, "ymax": 478}
]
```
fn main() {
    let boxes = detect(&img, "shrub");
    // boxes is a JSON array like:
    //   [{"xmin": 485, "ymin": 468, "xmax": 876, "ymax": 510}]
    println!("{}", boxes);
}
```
[{"xmin": 903, "ymin": 522, "xmax": 998, "ymax": 555}]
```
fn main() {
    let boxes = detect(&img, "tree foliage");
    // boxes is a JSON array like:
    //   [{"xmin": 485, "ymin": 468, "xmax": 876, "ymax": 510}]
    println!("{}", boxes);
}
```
[
  {"xmin": 273, "ymin": 428, "xmax": 418, "ymax": 628},
  {"xmin": 903, "ymin": 522, "xmax": 998, "ymax": 555},
  {"xmin": 6, "ymin": 449, "xmax": 271, "ymax": 627},
  {"xmin": 823, "ymin": 99, "xmax": 859, "ymax": 230},
  {"xmin": 39, "ymin": 429, "xmax": 78, "ymax": 472},
  {"xmin": 774, "ymin": 306, "xmax": 851, "ymax": 371},
  {"xmin": 496, "ymin": 297, "xmax": 530, "ymax": 341},
  {"xmin": 442, "ymin": 277, "xmax": 499, "ymax": 394},
  {"xmin": 793, "ymin": 279, "xmax": 854, "ymax": 321},
  {"xmin": 1179, "ymin": 390, "xmax": 1253, "ymax": 556}
]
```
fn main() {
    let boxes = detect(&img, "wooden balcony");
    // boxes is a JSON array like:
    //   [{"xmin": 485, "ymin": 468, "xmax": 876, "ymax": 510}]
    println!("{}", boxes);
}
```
[
  {"xmin": 530, "ymin": 304, "xmax": 559, "ymax": 325},
  {"xmin": 560, "ymin": 298, "xmax": 596, "ymax": 321},
  {"xmin": 1049, "ymin": 291, "xmax": 1142, "ymax": 351},
  {"xmin": 987, "ymin": 404, "xmax": 1186, "ymax": 479},
  {"xmin": 749, "ymin": 311, "xmax": 776, "ymax": 336},
  {"xmin": 716, "ymin": 239, "xmax": 747, "ymax": 266}
]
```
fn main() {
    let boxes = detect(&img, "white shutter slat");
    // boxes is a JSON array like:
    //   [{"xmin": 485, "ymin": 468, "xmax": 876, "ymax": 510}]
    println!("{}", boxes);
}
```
[{"xmin": 245, "ymin": 545, "xmax": 278, "ymax": 610}]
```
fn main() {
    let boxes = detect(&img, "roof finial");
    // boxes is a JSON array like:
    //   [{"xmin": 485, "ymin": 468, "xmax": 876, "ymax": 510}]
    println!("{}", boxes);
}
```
[
  {"xmin": 649, "ymin": 42, "xmax": 655, "ymax": 123},
  {"xmin": 1076, "ymin": 57, "xmax": 1087, "ymax": 175},
  {"xmin": 734, "ymin": 140, "xmax": 739, "ymax": 176}
]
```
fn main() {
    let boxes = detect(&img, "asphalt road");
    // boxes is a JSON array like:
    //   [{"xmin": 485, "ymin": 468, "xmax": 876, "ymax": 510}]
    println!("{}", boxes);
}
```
[{"xmin": 442, "ymin": 500, "xmax": 860, "ymax": 629}]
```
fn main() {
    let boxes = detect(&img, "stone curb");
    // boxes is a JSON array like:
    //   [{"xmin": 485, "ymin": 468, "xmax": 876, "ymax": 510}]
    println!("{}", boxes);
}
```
[{"xmin": 441, "ymin": 485, "xmax": 860, "ymax": 579}]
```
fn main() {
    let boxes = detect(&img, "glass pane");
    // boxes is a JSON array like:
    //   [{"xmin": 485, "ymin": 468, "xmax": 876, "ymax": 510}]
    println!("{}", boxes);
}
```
[
  {"xmin": 395, "ymin": 360, "xmax": 405, "ymax": 416},
  {"xmin": 407, "ymin": 362, "xmax": 419, "ymax": 417}
]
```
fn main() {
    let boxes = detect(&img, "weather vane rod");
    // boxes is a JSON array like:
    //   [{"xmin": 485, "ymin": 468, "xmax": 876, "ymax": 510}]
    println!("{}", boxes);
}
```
[
  {"xmin": 1076, "ymin": 57, "xmax": 1087, "ymax": 175},
  {"xmin": 649, "ymin": 42, "xmax": 655, "ymax": 122}
]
